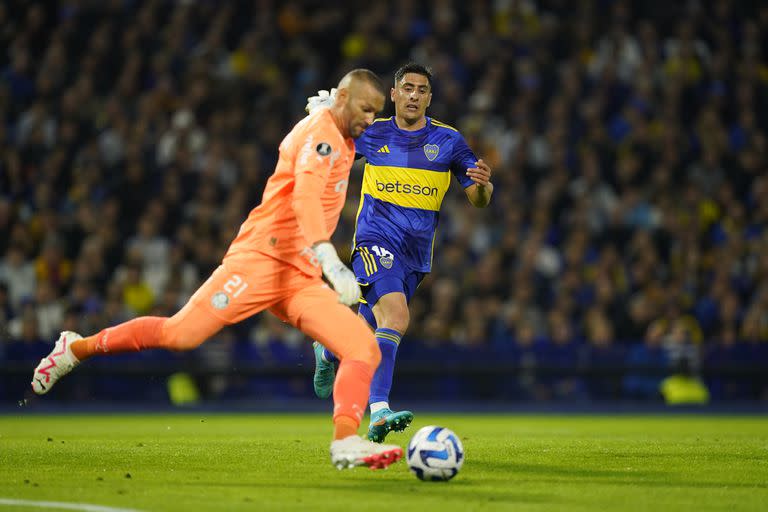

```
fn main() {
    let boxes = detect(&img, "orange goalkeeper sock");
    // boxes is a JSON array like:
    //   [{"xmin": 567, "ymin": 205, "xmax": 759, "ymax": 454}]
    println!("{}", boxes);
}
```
[
  {"xmin": 333, "ymin": 416, "xmax": 358, "ymax": 440},
  {"xmin": 331, "ymin": 359, "xmax": 374, "ymax": 440},
  {"xmin": 71, "ymin": 317, "xmax": 167, "ymax": 361}
]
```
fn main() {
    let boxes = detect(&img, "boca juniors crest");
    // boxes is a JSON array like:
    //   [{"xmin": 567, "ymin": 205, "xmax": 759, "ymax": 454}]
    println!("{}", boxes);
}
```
[{"xmin": 423, "ymin": 144, "xmax": 439, "ymax": 161}]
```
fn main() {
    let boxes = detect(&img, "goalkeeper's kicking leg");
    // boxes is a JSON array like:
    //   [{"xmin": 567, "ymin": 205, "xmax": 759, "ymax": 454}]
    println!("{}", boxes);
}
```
[
  {"xmin": 29, "ymin": 258, "xmax": 279, "ymax": 394},
  {"xmin": 30, "ymin": 258, "xmax": 289, "ymax": 394},
  {"xmin": 30, "ymin": 284, "xmax": 227, "ymax": 395}
]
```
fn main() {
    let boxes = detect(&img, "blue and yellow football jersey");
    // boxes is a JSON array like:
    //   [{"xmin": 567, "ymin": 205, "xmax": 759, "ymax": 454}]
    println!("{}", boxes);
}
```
[{"xmin": 352, "ymin": 116, "xmax": 476, "ymax": 273}]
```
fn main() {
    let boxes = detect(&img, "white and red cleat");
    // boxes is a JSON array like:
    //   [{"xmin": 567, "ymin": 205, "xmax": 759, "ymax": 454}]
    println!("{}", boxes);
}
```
[
  {"xmin": 330, "ymin": 435, "xmax": 403, "ymax": 470},
  {"xmin": 31, "ymin": 331, "xmax": 82, "ymax": 395}
]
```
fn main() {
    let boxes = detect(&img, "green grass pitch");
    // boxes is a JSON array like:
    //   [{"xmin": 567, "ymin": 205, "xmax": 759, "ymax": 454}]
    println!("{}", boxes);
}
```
[{"xmin": 0, "ymin": 413, "xmax": 766, "ymax": 511}]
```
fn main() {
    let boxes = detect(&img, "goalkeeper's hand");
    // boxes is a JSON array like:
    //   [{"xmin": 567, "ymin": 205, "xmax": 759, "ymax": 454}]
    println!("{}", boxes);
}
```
[
  {"xmin": 313, "ymin": 241, "xmax": 361, "ymax": 306},
  {"xmin": 305, "ymin": 88, "xmax": 337, "ymax": 114}
]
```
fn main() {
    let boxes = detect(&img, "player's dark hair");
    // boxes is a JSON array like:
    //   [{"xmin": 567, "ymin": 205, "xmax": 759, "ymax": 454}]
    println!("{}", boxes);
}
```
[
  {"xmin": 394, "ymin": 62, "xmax": 433, "ymax": 89},
  {"xmin": 346, "ymin": 68, "xmax": 386, "ymax": 95}
]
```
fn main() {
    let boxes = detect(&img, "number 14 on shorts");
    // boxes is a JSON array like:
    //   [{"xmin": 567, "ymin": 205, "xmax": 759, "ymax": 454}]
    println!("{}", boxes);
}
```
[
  {"xmin": 370, "ymin": 245, "xmax": 393, "ymax": 260},
  {"xmin": 360, "ymin": 245, "xmax": 394, "ymax": 274}
]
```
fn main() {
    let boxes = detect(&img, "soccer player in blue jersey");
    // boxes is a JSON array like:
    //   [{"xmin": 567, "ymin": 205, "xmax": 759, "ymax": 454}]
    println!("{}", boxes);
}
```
[{"xmin": 307, "ymin": 63, "xmax": 493, "ymax": 442}]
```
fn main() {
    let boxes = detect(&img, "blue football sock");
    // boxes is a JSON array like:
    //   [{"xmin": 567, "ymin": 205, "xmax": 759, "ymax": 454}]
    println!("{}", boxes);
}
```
[{"xmin": 369, "ymin": 328, "xmax": 402, "ymax": 405}]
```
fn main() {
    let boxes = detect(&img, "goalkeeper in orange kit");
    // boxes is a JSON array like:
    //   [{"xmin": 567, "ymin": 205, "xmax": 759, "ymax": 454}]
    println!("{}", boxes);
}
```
[{"xmin": 31, "ymin": 69, "xmax": 403, "ymax": 470}]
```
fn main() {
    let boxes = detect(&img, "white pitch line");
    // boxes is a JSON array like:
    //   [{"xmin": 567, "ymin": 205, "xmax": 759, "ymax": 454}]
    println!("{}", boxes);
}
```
[{"xmin": 0, "ymin": 498, "xmax": 144, "ymax": 512}]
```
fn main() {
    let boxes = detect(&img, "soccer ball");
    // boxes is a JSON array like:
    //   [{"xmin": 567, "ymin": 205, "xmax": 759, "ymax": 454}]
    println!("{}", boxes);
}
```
[{"xmin": 406, "ymin": 425, "xmax": 464, "ymax": 481}]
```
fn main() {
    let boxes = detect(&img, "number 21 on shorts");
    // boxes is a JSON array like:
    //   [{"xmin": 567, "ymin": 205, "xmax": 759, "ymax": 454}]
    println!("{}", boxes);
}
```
[{"xmin": 224, "ymin": 274, "xmax": 249, "ymax": 298}]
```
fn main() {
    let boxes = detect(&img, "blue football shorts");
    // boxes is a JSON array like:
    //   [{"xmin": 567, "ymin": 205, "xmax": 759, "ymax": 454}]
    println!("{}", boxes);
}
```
[{"xmin": 350, "ymin": 243, "xmax": 426, "ymax": 327}]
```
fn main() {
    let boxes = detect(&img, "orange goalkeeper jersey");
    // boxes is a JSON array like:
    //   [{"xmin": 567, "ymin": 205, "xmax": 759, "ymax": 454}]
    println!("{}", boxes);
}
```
[{"xmin": 225, "ymin": 109, "xmax": 355, "ymax": 276}]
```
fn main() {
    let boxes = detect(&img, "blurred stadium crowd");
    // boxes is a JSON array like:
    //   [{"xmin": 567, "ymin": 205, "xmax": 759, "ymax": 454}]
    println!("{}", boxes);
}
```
[{"xmin": 1, "ymin": 0, "xmax": 767, "ymax": 403}]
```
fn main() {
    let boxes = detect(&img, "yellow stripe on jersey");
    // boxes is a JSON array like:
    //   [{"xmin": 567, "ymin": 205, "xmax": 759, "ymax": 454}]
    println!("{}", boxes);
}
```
[
  {"xmin": 429, "ymin": 228, "xmax": 438, "ymax": 269},
  {"xmin": 351, "ymin": 195, "xmax": 365, "ymax": 257},
  {"xmin": 430, "ymin": 119, "xmax": 458, "ymax": 132},
  {"xmin": 362, "ymin": 164, "xmax": 451, "ymax": 211}
]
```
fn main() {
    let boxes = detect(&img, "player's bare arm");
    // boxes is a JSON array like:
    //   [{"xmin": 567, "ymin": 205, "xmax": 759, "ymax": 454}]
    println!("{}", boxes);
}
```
[{"xmin": 465, "ymin": 158, "xmax": 493, "ymax": 207}]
